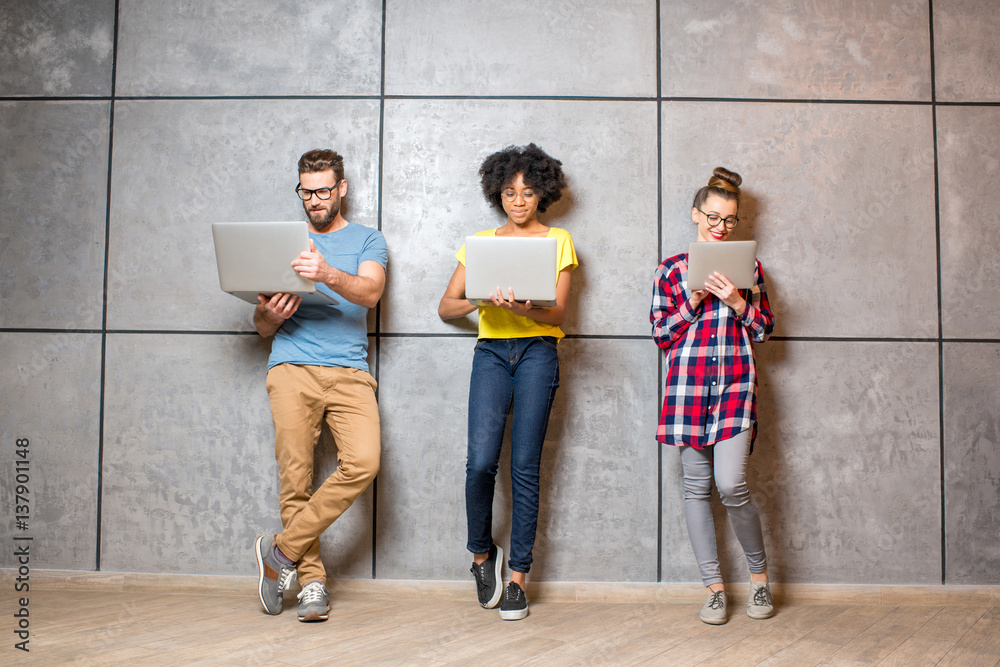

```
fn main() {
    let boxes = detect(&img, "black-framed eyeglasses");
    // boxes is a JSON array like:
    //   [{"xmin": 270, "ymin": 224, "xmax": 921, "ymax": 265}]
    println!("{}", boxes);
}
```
[
  {"xmin": 696, "ymin": 206, "xmax": 739, "ymax": 230},
  {"xmin": 295, "ymin": 179, "xmax": 343, "ymax": 201}
]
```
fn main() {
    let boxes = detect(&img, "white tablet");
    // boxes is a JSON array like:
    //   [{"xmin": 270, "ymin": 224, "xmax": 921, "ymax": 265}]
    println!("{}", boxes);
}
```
[
  {"xmin": 686, "ymin": 241, "xmax": 757, "ymax": 290},
  {"xmin": 464, "ymin": 236, "xmax": 558, "ymax": 307}
]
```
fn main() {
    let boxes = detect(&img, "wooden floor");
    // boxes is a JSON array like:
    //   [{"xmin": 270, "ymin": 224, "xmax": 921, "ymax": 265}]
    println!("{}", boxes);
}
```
[{"xmin": 4, "ymin": 583, "xmax": 999, "ymax": 666}]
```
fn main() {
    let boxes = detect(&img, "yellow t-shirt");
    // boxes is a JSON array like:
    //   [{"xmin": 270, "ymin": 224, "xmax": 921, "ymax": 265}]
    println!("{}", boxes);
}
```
[{"xmin": 456, "ymin": 227, "xmax": 578, "ymax": 339}]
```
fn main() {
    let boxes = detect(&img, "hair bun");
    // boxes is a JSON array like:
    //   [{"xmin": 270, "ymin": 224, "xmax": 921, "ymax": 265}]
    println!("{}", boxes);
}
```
[{"xmin": 708, "ymin": 167, "xmax": 742, "ymax": 193}]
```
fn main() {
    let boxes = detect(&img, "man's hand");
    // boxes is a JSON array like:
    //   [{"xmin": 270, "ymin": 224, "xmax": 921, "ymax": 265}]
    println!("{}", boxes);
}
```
[
  {"xmin": 291, "ymin": 239, "xmax": 331, "ymax": 284},
  {"xmin": 258, "ymin": 292, "xmax": 302, "ymax": 320},
  {"xmin": 254, "ymin": 292, "xmax": 302, "ymax": 338}
]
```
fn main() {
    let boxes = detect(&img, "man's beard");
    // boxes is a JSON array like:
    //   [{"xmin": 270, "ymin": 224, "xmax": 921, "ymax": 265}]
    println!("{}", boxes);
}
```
[{"xmin": 307, "ymin": 201, "xmax": 339, "ymax": 230}]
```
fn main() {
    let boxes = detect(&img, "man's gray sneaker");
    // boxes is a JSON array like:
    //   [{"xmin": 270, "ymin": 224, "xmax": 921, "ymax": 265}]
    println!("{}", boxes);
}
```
[
  {"xmin": 699, "ymin": 589, "xmax": 728, "ymax": 625},
  {"xmin": 499, "ymin": 582, "xmax": 528, "ymax": 621},
  {"xmin": 278, "ymin": 567, "xmax": 298, "ymax": 597},
  {"xmin": 747, "ymin": 579, "xmax": 774, "ymax": 619},
  {"xmin": 297, "ymin": 581, "xmax": 330, "ymax": 622},
  {"xmin": 470, "ymin": 543, "xmax": 504, "ymax": 609},
  {"xmin": 255, "ymin": 535, "xmax": 290, "ymax": 615}
]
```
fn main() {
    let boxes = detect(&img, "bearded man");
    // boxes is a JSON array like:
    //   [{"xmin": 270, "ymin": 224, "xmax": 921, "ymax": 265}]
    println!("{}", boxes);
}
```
[{"xmin": 253, "ymin": 149, "xmax": 387, "ymax": 623}]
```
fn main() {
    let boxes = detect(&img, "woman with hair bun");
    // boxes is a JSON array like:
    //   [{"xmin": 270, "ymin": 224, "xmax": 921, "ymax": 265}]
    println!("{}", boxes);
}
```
[
  {"xmin": 650, "ymin": 167, "xmax": 775, "ymax": 625},
  {"xmin": 439, "ymin": 143, "xmax": 577, "ymax": 621}
]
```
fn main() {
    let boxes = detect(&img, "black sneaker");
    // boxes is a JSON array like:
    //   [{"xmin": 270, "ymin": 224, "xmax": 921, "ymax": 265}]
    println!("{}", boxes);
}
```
[
  {"xmin": 470, "ymin": 543, "xmax": 504, "ymax": 608},
  {"xmin": 499, "ymin": 582, "xmax": 528, "ymax": 621}
]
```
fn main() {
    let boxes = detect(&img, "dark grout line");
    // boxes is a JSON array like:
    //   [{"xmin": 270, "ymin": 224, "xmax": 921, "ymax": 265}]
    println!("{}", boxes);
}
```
[
  {"xmin": 371, "ymin": 0, "xmax": 389, "ymax": 582},
  {"xmin": 654, "ymin": 0, "xmax": 664, "ymax": 585},
  {"xmin": 4, "ymin": 94, "xmax": 999, "ymax": 107},
  {"xmin": 928, "ymin": 0, "xmax": 948, "ymax": 587},
  {"xmin": 95, "ymin": 0, "xmax": 122, "ymax": 574},
  {"xmin": 6, "ymin": 328, "xmax": 1000, "ymax": 345}
]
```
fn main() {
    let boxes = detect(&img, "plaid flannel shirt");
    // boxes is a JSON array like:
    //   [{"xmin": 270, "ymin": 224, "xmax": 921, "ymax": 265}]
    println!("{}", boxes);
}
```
[{"xmin": 650, "ymin": 252, "xmax": 774, "ymax": 449}]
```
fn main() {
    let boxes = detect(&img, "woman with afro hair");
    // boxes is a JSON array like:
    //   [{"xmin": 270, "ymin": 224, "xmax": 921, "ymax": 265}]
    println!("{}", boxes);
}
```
[{"xmin": 439, "ymin": 143, "xmax": 578, "ymax": 621}]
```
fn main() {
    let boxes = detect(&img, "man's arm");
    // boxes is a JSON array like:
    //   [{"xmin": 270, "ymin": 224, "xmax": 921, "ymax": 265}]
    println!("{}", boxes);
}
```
[{"xmin": 291, "ymin": 240, "xmax": 386, "ymax": 308}]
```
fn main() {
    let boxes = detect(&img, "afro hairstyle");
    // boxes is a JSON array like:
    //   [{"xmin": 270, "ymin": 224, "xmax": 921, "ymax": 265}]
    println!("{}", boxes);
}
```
[{"xmin": 478, "ymin": 143, "xmax": 567, "ymax": 214}]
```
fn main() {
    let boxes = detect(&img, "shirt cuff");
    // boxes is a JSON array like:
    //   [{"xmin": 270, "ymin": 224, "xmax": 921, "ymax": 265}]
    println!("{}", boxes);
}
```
[{"xmin": 679, "ymin": 298, "xmax": 698, "ymax": 323}]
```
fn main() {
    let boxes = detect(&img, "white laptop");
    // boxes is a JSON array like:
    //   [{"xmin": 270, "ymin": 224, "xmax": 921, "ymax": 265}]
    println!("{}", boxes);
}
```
[
  {"xmin": 465, "ymin": 236, "xmax": 558, "ymax": 307},
  {"xmin": 686, "ymin": 241, "xmax": 757, "ymax": 290},
  {"xmin": 212, "ymin": 221, "xmax": 339, "ymax": 305}
]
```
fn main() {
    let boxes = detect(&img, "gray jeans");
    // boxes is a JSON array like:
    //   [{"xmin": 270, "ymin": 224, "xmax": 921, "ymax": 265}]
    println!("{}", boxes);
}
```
[{"xmin": 680, "ymin": 429, "xmax": 767, "ymax": 586}]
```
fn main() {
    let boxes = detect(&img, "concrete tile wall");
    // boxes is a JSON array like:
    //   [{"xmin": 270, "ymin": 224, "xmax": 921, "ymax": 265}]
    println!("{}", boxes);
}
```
[
  {"xmin": 0, "ymin": 333, "xmax": 102, "ymax": 569},
  {"xmin": 751, "ymin": 341, "xmax": 941, "ymax": 585},
  {"xmin": 0, "ymin": 0, "xmax": 115, "ymax": 97},
  {"xmin": 377, "ymin": 338, "xmax": 659, "ymax": 581},
  {"xmin": 384, "ymin": 0, "xmax": 657, "ymax": 97},
  {"xmin": 661, "ymin": 102, "xmax": 937, "ymax": 339},
  {"xmin": 115, "ymin": 0, "xmax": 383, "ymax": 96},
  {"xmin": 661, "ymin": 0, "xmax": 931, "ymax": 101},
  {"xmin": 2, "ymin": 1, "xmax": 998, "ymax": 587},
  {"xmin": 933, "ymin": 0, "xmax": 1000, "ymax": 103},
  {"xmin": 943, "ymin": 344, "xmax": 1000, "ymax": 584},
  {"xmin": 0, "ymin": 102, "xmax": 110, "ymax": 330},
  {"xmin": 937, "ymin": 106, "xmax": 1000, "ymax": 339},
  {"xmin": 381, "ymin": 99, "xmax": 659, "ymax": 337},
  {"xmin": 106, "ymin": 98, "xmax": 381, "ymax": 332}
]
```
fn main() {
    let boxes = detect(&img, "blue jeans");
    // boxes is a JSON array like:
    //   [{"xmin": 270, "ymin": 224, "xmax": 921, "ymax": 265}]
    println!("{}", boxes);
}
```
[{"xmin": 466, "ymin": 336, "xmax": 560, "ymax": 573}]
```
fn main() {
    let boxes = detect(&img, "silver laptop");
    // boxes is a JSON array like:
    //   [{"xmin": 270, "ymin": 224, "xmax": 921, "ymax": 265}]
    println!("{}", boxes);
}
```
[
  {"xmin": 686, "ymin": 241, "xmax": 757, "ymax": 290},
  {"xmin": 465, "ymin": 236, "xmax": 558, "ymax": 307},
  {"xmin": 212, "ymin": 221, "xmax": 339, "ymax": 305}
]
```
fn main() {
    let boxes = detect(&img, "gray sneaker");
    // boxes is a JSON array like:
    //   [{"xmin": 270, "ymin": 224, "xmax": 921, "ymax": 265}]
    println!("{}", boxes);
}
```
[
  {"xmin": 278, "ymin": 567, "xmax": 298, "ymax": 596},
  {"xmin": 699, "ymin": 589, "xmax": 728, "ymax": 625},
  {"xmin": 255, "ymin": 536, "xmax": 291, "ymax": 615},
  {"xmin": 747, "ymin": 579, "xmax": 774, "ymax": 619},
  {"xmin": 297, "ymin": 581, "xmax": 330, "ymax": 622}
]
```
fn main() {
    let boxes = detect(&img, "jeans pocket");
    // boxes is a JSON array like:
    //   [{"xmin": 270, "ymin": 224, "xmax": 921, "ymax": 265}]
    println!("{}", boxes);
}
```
[{"xmin": 537, "ymin": 336, "xmax": 559, "ymax": 350}]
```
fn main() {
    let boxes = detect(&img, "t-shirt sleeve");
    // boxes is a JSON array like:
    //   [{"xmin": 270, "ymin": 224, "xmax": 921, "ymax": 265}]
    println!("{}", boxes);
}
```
[
  {"xmin": 556, "ymin": 230, "xmax": 579, "ymax": 273},
  {"xmin": 455, "ymin": 244, "xmax": 467, "ymax": 267},
  {"xmin": 360, "ymin": 229, "xmax": 389, "ymax": 268}
]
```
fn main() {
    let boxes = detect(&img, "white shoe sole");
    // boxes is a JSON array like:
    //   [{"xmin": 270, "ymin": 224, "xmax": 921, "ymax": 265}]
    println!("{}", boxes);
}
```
[{"xmin": 499, "ymin": 607, "xmax": 528, "ymax": 621}]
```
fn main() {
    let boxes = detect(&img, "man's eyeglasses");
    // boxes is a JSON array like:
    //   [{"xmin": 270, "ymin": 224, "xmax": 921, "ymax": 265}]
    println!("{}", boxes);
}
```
[
  {"xmin": 696, "ymin": 206, "xmax": 739, "ymax": 230},
  {"xmin": 296, "ymin": 179, "xmax": 343, "ymax": 201}
]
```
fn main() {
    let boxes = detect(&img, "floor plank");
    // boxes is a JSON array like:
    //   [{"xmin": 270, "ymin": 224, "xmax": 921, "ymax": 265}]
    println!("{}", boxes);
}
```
[
  {"xmin": 876, "ymin": 635, "xmax": 957, "ymax": 666},
  {"xmin": 937, "ymin": 607, "xmax": 1000, "ymax": 667},
  {"xmin": 820, "ymin": 605, "xmax": 943, "ymax": 666}
]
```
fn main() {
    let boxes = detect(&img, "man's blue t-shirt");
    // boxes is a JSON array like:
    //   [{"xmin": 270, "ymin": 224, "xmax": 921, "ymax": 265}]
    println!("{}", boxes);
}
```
[{"xmin": 267, "ymin": 222, "xmax": 388, "ymax": 373}]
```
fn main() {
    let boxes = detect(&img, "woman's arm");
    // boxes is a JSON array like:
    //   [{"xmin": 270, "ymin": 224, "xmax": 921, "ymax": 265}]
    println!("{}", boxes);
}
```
[
  {"xmin": 739, "ymin": 262, "xmax": 774, "ymax": 343},
  {"xmin": 650, "ymin": 263, "xmax": 701, "ymax": 349},
  {"xmin": 438, "ymin": 262, "xmax": 478, "ymax": 320}
]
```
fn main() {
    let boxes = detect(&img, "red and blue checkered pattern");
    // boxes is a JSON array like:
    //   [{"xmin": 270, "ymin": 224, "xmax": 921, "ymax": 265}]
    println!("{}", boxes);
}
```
[{"xmin": 650, "ymin": 252, "xmax": 774, "ymax": 449}]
